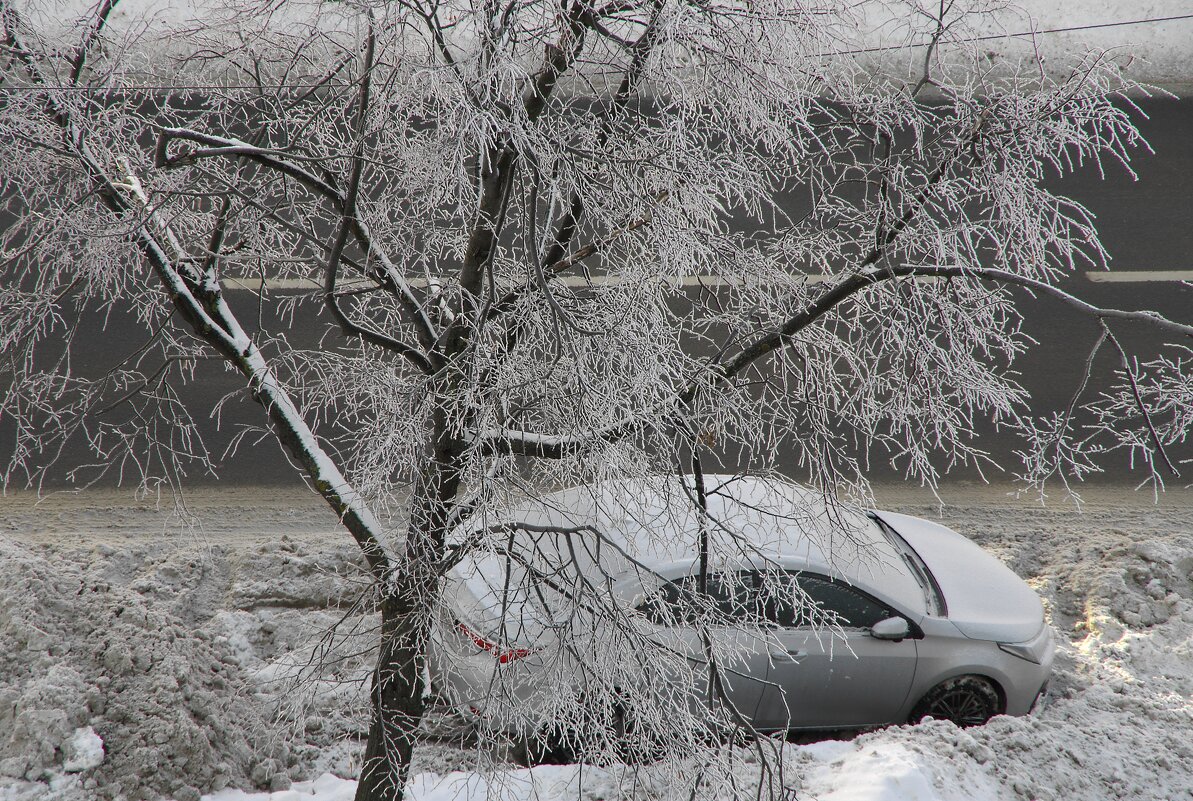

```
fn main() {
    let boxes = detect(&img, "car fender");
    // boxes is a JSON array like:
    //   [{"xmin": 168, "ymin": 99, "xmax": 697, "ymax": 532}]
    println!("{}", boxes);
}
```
[{"xmin": 907, "ymin": 629, "xmax": 1049, "ymax": 719}]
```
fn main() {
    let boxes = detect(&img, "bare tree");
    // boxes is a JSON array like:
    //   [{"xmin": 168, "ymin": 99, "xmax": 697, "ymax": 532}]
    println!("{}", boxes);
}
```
[{"xmin": 2, "ymin": 0, "xmax": 1191, "ymax": 799}]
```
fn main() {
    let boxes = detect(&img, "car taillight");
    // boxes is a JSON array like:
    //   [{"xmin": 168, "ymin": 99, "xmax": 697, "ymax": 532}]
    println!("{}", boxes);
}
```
[{"xmin": 455, "ymin": 620, "xmax": 533, "ymax": 664}]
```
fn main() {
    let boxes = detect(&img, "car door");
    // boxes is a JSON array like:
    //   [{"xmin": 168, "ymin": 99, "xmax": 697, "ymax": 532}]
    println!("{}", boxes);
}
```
[
  {"xmin": 639, "ymin": 571, "xmax": 773, "ymax": 723},
  {"xmin": 753, "ymin": 572, "xmax": 918, "ymax": 730}
]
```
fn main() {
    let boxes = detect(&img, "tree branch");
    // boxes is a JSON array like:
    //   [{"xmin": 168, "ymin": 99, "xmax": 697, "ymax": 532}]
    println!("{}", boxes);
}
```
[
  {"xmin": 3, "ymin": 0, "xmax": 395, "ymax": 582},
  {"xmin": 319, "ymin": 17, "xmax": 435, "ymax": 373},
  {"xmin": 68, "ymin": 0, "xmax": 118, "ymax": 86},
  {"xmin": 1104, "ymin": 324, "xmax": 1180, "ymax": 477},
  {"xmin": 447, "ymin": 0, "xmax": 591, "ymax": 344},
  {"xmin": 484, "ymin": 199, "xmax": 662, "ymax": 322},
  {"xmin": 155, "ymin": 127, "xmax": 441, "ymax": 359},
  {"xmin": 699, "ymin": 263, "xmax": 1193, "ymax": 402}
]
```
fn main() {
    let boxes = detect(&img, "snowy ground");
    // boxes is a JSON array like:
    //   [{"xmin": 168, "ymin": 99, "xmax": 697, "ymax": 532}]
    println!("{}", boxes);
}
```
[{"xmin": 1, "ymin": 484, "xmax": 1192, "ymax": 801}]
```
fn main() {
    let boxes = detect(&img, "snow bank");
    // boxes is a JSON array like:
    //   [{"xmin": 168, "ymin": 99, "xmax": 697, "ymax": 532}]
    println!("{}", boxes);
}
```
[
  {"xmin": 3, "ymin": 487, "xmax": 1193, "ymax": 801},
  {"xmin": 157, "ymin": 740, "xmax": 1004, "ymax": 801},
  {"xmin": 0, "ymin": 534, "xmax": 291, "ymax": 799},
  {"xmin": 61, "ymin": 728, "xmax": 104, "ymax": 774},
  {"xmin": 148, "ymin": 742, "xmax": 997, "ymax": 801},
  {"xmin": 795, "ymin": 740, "xmax": 1003, "ymax": 801},
  {"xmin": 0, "ymin": 490, "xmax": 362, "ymax": 801}
]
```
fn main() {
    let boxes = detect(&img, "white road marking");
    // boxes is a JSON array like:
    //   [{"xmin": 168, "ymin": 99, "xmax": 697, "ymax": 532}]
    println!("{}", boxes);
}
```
[
  {"xmin": 220, "ymin": 277, "xmax": 366, "ymax": 291},
  {"xmin": 219, "ymin": 271, "xmax": 1193, "ymax": 292},
  {"xmin": 1085, "ymin": 270, "xmax": 1193, "ymax": 283},
  {"xmin": 219, "ymin": 274, "xmax": 931, "ymax": 291}
]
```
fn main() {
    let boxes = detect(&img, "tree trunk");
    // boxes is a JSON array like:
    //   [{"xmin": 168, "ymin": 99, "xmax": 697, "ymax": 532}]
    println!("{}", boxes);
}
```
[
  {"xmin": 355, "ymin": 439, "xmax": 459, "ymax": 801},
  {"xmin": 355, "ymin": 591, "xmax": 430, "ymax": 801}
]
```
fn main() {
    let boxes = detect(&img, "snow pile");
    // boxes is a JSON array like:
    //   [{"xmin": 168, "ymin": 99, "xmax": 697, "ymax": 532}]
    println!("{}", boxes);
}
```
[
  {"xmin": 0, "ymin": 527, "xmax": 362, "ymax": 800},
  {"xmin": 60, "ymin": 728, "xmax": 104, "ymax": 774},
  {"xmin": 794, "ymin": 739, "xmax": 1003, "ymax": 801},
  {"xmin": 3, "ymin": 487, "xmax": 1193, "ymax": 801},
  {"xmin": 151, "ymin": 740, "xmax": 1004, "ymax": 801}
]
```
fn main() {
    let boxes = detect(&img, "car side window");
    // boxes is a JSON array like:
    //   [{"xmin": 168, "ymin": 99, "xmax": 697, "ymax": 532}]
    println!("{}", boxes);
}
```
[
  {"xmin": 639, "ymin": 571, "xmax": 758, "ymax": 625},
  {"xmin": 640, "ymin": 571, "xmax": 893, "ymax": 630},
  {"xmin": 638, "ymin": 580, "xmax": 691, "ymax": 624},
  {"xmin": 761, "ymin": 572, "xmax": 894, "ymax": 630}
]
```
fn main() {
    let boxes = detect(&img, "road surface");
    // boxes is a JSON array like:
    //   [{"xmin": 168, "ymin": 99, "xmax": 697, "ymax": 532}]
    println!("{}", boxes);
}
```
[{"xmin": 6, "ymin": 97, "xmax": 1192, "ymax": 488}]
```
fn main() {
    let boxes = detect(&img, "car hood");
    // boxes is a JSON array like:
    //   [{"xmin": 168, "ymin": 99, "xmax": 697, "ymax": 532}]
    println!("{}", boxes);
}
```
[{"xmin": 875, "ymin": 511, "xmax": 1044, "ymax": 643}]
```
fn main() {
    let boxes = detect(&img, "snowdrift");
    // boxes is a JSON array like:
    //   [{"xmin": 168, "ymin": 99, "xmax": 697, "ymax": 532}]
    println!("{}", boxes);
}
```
[{"xmin": 1, "ymin": 487, "xmax": 1191, "ymax": 801}]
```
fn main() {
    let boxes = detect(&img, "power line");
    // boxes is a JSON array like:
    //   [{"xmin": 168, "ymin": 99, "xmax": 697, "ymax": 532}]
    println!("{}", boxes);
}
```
[
  {"xmin": 835, "ymin": 12, "xmax": 1193, "ymax": 56},
  {"xmin": 2, "ymin": 11, "xmax": 1191, "ymax": 93},
  {"xmin": 998, "ymin": 12, "xmax": 1193, "ymax": 37}
]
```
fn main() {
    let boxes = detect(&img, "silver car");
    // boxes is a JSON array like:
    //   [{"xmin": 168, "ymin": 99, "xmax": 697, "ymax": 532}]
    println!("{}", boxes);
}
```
[{"xmin": 430, "ymin": 475, "xmax": 1053, "ymax": 746}]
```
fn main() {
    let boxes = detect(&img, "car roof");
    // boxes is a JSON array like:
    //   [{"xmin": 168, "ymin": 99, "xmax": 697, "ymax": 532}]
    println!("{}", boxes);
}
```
[{"xmin": 454, "ymin": 474, "xmax": 927, "ymax": 617}]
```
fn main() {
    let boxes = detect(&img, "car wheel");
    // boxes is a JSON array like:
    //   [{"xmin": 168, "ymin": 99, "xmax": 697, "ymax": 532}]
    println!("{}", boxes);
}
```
[
  {"xmin": 610, "ymin": 701, "xmax": 672, "ymax": 764},
  {"xmin": 528, "ymin": 732, "xmax": 578, "ymax": 765},
  {"xmin": 511, "ymin": 697, "xmax": 666, "ymax": 765},
  {"xmin": 509, "ymin": 705, "xmax": 632, "ymax": 766},
  {"xmin": 910, "ymin": 675, "xmax": 1001, "ymax": 727}
]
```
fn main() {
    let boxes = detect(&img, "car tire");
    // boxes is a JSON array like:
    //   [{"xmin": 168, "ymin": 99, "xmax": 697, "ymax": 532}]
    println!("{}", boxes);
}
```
[
  {"xmin": 910, "ymin": 675, "xmax": 1001, "ymax": 727},
  {"xmin": 522, "ymin": 702, "xmax": 665, "ymax": 765},
  {"xmin": 508, "ymin": 693, "xmax": 671, "ymax": 765},
  {"xmin": 610, "ymin": 701, "xmax": 673, "ymax": 764},
  {"xmin": 513, "ymin": 731, "xmax": 576, "ymax": 766}
]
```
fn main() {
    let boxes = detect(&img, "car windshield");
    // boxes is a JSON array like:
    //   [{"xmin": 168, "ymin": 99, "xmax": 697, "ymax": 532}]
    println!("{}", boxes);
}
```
[{"xmin": 871, "ymin": 515, "xmax": 945, "ymax": 616}]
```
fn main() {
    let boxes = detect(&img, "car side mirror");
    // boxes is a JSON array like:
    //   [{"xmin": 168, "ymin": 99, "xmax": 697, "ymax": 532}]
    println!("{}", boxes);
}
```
[{"xmin": 871, "ymin": 616, "xmax": 910, "ymax": 641}]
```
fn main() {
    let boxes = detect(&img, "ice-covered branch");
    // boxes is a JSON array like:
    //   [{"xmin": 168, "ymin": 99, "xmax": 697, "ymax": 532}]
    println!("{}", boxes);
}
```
[
  {"xmin": 465, "ymin": 425, "xmax": 622, "ymax": 459},
  {"xmin": 3, "ymin": 3, "xmax": 395, "ymax": 581},
  {"xmin": 900, "ymin": 265, "xmax": 1193, "ymax": 338},
  {"xmin": 702, "ymin": 262, "xmax": 1193, "ymax": 398},
  {"xmin": 155, "ymin": 127, "xmax": 440, "ymax": 362},
  {"xmin": 485, "ymin": 203, "xmax": 662, "ymax": 322},
  {"xmin": 318, "ymin": 19, "xmax": 435, "ymax": 374}
]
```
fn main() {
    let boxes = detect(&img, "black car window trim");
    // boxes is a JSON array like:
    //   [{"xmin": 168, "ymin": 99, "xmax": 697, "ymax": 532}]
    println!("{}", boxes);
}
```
[
  {"xmin": 637, "ymin": 569, "xmax": 772, "ymax": 628},
  {"xmin": 764, "ymin": 570, "xmax": 887, "ymax": 630}
]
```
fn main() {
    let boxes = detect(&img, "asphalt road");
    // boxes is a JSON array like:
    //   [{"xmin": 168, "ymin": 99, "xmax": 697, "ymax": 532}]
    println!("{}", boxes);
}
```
[{"xmin": 6, "ymin": 97, "xmax": 1192, "ymax": 489}]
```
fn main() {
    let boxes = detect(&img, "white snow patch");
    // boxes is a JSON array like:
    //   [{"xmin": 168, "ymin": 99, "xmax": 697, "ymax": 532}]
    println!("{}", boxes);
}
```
[
  {"xmin": 61, "ymin": 727, "xmax": 104, "ymax": 773},
  {"xmin": 796, "ymin": 740, "xmax": 1003, "ymax": 801},
  {"xmin": 188, "ymin": 769, "xmax": 596, "ymax": 801},
  {"xmin": 212, "ymin": 611, "xmax": 261, "ymax": 668},
  {"xmin": 180, "ymin": 751, "xmax": 1002, "ymax": 801},
  {"xmin": 198, "ymin": 772, "xmax": 357, "ymax": 801}
]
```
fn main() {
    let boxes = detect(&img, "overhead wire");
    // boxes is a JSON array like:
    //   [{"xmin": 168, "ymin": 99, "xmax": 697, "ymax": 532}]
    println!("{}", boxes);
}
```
[{"xmin": 832, "ymin": 12, "xmax": 1193, "ymax": 56}]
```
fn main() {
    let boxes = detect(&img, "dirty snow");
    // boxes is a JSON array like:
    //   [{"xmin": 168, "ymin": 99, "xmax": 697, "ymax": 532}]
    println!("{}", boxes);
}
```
[{"xmin": 2, "ymin": 485, "xmax": 1193, "ymax": 801}]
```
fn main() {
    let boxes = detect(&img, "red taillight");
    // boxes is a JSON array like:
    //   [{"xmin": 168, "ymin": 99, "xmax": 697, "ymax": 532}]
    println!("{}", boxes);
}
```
[{"xmin": 455, "ymin": 621, "xmax": 533, "ymax": 663}]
